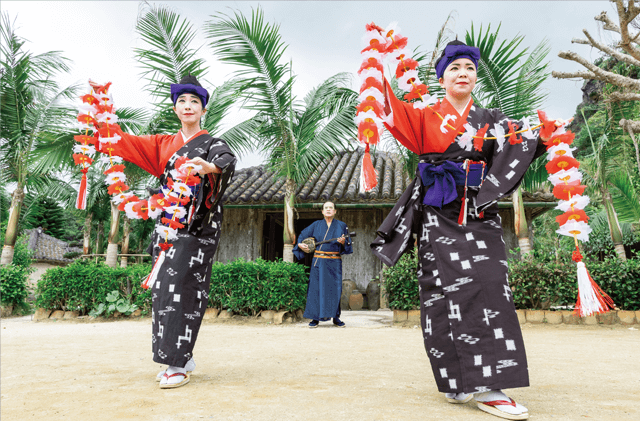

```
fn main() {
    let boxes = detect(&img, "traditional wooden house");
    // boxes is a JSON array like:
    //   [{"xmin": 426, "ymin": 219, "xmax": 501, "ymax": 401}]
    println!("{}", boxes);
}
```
[{"xmin": 214, "ymin": 148, "xmax": 555, "ymax": 291}]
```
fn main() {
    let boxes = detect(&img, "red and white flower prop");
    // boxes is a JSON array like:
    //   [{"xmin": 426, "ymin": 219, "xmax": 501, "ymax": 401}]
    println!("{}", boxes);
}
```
[
  {"xmin": 74, "ymin": 81, "xmax": 204, "ymax": 290},
  {"xmin": 540, "ymin": 111, "xmax": 615, "ymax": 317}
]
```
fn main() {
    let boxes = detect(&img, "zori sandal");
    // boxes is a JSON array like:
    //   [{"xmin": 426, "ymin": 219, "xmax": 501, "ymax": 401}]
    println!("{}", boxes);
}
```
[
  {"xmin": 445, "ymin": 392, "xmax": 473, "ymax": 404},
  {"xmin": 159, "ymin": 372, "xmax": 190, "ymax": 389},
  {"xmin": 476, "ymin": 397, "xmax": 529, "ymax": 420}
]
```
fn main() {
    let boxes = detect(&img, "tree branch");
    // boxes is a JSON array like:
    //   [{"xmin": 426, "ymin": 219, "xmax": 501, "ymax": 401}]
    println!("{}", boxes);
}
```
[
  {"xmin": 551, "ymin": 70, "xmax": 597, "ymax": 80},
  {"xmin": 595, "ymin": 11, "xmax": 621, "ymax": 34},
  {"xmin": 620, "ymin": 118, "xmax": 640, "ymax": 133},
  {"xmin": 571, "ymin": 37, "xmax": 591, "ymax": 45},
  {"xmin": 615, "ymin": 0, "xmax": 640, "ymax": 60},
  {"xmin": 557, "ymin": 50, "xmax": 640, "ymax": 90},
  {"xmin": 608, "ymin": 92, "xmax": 640, "ymax": 101},
  {"xmin": 583, "ymin": 28, "xmax": 640, "ymax": 67}
]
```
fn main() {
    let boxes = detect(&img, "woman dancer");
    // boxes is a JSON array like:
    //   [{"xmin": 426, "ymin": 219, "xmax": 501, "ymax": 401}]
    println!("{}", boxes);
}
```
[
  {"xmin": 371, "ymin": 40, "xmax": 562, "ymax": 420},
  {"xmin": 93, "ymin": 74, "xmax": 236, "ymax": 389}
]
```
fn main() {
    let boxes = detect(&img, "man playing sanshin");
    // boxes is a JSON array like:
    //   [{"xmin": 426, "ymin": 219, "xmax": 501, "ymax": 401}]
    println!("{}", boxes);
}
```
[
  {"xmin": 371, "ymin": 40, "xmax": 562, "ymax": 420},
  {"xmin": 94, "ymin": 75, "xmax": 236, "ymax": 389},
  {"xmin": 294, "ymin": 202, "xmax": 353, "ymax": 328}
]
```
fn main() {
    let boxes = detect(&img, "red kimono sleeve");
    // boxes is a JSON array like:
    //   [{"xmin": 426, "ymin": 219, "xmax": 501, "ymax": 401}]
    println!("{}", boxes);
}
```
[
  {"xmin": 96, "ymin": 126, "xmax": 173, "ymax": 178},
  {"xmin": 383, "ymin": 79, "xmax": 425, "ymax": 155}
]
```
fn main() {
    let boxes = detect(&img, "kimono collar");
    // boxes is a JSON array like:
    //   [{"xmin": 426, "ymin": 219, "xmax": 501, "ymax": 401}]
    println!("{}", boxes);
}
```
[{"xmin": 178, "ymin": 129, "xmax": 208, "ymax": 144}]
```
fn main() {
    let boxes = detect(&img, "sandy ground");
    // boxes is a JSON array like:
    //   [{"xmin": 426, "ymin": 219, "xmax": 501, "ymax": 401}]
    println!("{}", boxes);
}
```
[{"xmin": 1, "ymin": 311, "xmax": 639, "ymax": 421}]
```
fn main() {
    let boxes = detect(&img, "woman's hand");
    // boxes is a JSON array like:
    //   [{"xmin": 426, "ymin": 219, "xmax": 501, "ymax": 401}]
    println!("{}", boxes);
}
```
[{"xmin": 187, "ymin": 157, "xmax": 221, "ymax": 175}]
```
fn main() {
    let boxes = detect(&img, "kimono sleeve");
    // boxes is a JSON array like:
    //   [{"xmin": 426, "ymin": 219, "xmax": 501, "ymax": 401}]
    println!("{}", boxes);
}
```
[
  {"xmin": 293, "ymin": 221, "xmax": 317, "ymax": 261},
  {"xmin": 475, "ymin": 109, "xmax": 547, "ymax": 210},
  {"xmin": 382, "ymin": 79, "xmax": 425, "ymax": 155},
  {"xmin": 95, "ymin": 125, "xmax": 170, "ymax": 178},
  {"xmin": 205, "ymin": 138, "xmax": 237, "ymax": 210}
]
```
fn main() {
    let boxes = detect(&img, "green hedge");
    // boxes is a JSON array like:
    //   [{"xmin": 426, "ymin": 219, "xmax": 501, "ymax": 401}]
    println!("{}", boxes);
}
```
[
  {"xmin": 0, "ymin": 233, "xmax": 34, "ymax": 309},
  {"xmin": 35, "ymin": 258, "xmax": 308, "ymax": 316},
  {"xmin": 383, "ymin": 252, "xmax": 640, "ymax": 311}
]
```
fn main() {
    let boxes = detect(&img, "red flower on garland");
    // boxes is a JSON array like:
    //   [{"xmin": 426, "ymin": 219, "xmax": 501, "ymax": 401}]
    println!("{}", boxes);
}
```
[
  {"xmin": 77, "ymin": 114, "xmax": 97, "ymax": 126},
  {"xmin": 107, "ymin": 181, "xmax": 129, "ymax": 195},
  {"xmin": 395, "ymin": 58, "xmax": 419, "ymax": 78},
  {"xmin": 389, "ymin": 34, "xmax": 408, "ymax": 50},
  {"xmin": 97, "ymin": 123, "xmax": 121, "ymax": 137},
  {"xmin": 92, "ymin": 82, "xmax": 112, "ymax": 94},
  {"xmin": 80, "ymin": 94, "xmax": 99, "ymax": 106},
  {"xmin": 404, "ymin": 84, "xmax": 428, "ymax": 101},
  {"xmin": 103, "ymin": 164, "xmax": 126, "ymax": 175},
  {"xmin": 543, "ymin": 131, "xmax": 575, "ymax": 150},
  {"xmin": 149, "ymin": 193, "xmax": 169, "ymax": 210},
  {"xmin": 117, "ymin": 195, "xmax": 139, "ymax": 212},
  {"xmin": 537, "ymin": 110, "xmax": 557, "ymax": 140},
  {"xmin": 358, "ymin": 121, "xmax": 380, "ymax": 145},
  {"xmin": 552, "ymin": 181, "xmax": 586, "ymax": 200},
  {"xmin": 360, "ymin": 77, "xmax": 384, "ymax": 94},
  {"xmin": 474, "ymin": 123, "xmax": 490, "ymax": 152},
  {"xmin": 361, "ymin": 43, "xmax": 389, "ymax": 54},
  {"xmin": 556, "ymin": 209, "xmax": 589, "ymax": 226},
  {"xmin": 73, "ymin": 154, "xmax": 93, "ymax": 166},
  {"xmin": 166, "ymin": 194, "xmax": 190, "ymax": 206},
  {"xmin": 95, "ymin": 103, "xmax": 114, "ymax": 114},
  {"xmin": 358, "ymin": 60, "xmax": 384, "ymax": 74},
  {"xmin": 356, "ymin": 100, "xmax": 385, "ymax": 117},
  {"xmin": 74, "ymin": 134, "xmax": 96, "ymax": 145},
  {"xmin": 162, "ymin": 217, "xmax": 185, "ymax": 230},
  {"xmin": 158, "ymin": 242, "xmax": 173, "ymax": 252},
  {"xmin": 132, "ymin": 200, "xmax": 149, "ymax": 220},
  {"xmin": 507, "ymin": 121, "xmax": 522, "ymax": 145},
  {"xmin": 185, "ymin": 175, "xmax": 201, "ymax": 186},
  {"xmin": 545, "ymin": 155, "xmax": 580, "ymax": 174}
]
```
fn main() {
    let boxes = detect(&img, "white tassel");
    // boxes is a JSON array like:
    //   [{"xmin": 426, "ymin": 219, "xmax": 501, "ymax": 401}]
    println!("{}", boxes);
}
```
[
  {"xmin": 576, "ymin": 262, "xmax": 603, "ymax": 317},
  {"xmin": 142, "ymin": 251, "xmax": 165, "ymax": 289}
]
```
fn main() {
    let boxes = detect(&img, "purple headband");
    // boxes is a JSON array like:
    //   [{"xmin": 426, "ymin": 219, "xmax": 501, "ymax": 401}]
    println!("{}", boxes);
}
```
[
  {"xmin": 435, "ymin": 44, "xmax": 481, "ymax": 79},
  {"xmin": 170, "ymin": 84, "xmax": 209, "ymax": 108}
]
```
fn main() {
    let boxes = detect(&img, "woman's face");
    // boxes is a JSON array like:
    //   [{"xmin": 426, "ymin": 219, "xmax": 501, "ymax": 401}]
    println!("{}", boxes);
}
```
[
  {"xmin": 173, "ymin": 93, "xmax": 205, "ymax": 125},
  {"xmin": 438, "ymin": 58, "xmax": 477, "ymax": 100}
]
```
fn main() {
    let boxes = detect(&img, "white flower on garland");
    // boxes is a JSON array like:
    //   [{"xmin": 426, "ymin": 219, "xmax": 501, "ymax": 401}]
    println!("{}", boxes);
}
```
[
  {"xmin": 413, "ymin": 94, "xmax": 437, "ymax": 110},
  {"xmin": 556, "ymin": 194, "xmax": 590, "ymax": 212},
  {"xmin": 457, "ymin": 123, "xmax": 476, "ymax": 151},
  {"xmin": 171, "ymin": 182, "xmax": 192, "ymax": 197},
  {"xmin": 105, "ymin": 172, "xmax": 126, "ymax": 185},
  {"xmin": 94, "ymin": 92, "xmax": 114, "ymax": 105},
  {"xmin": 440, "ymin": 114, "xmax": 457, "ymax": 134},
  {"xmin": 358, "ymin": 87, "xmax": 385, "ymax": 104},
  {"xmin": 361, "ymin": 29, "xmax": 387, "ymax": 47},
  {"xmin": 359, "ymin": 68, "xmax": 383, "ymax": 84},
  {"xmin": 74, "ymin": 122, "xmax": 97, "ymax": 132},
  {"xmin": 98, "ymin": 134, "xmax": 122, "ymax": 146},
  {"xmin": 490, "ymin": 123, "xmax": 506, "ymax": 152},
  {"xmin": 98, "ymin": 155, "xmax": 123, "ymax": 165},
  {"xmin": 521, "ymin": 116, "xmax": 537, "ymax": 140},
  {"xmin": 96, "ymin": 112, "xmax": 118, "ymax": 124},
  {"xmin": 387, "ymin": 47, "xmax": 410, "ymax": 66},
  {"xmin": 112, "ymin": 192, "xmax": 135, "ymax": 205},
  {"xmin": 397, "ymin": 69, "xmax": 420, "ymax": 92},
  {"xmin": 548, "ymin": 167, "xmax": 582, "ymax": 185},
  {"xmin": 78, "ymin": 103, "xmax": 98, "ymax": 114},
  {"xmin": 546, "ymin": 143, "xmax": 577, "ymax": 160},
  {"xmin": 165, "ymin": 205, "xmax": 186, "ymax": 219},
  {"xmin": 355, "ymin": 110, "xmax": 384, "ymax": 133},
  {"xmin": 556, "ymin": 220, "xmax": 592, "ymax": 242},
  {"xmin": 382, "ymin": 111, "xmax": 394, "ymax": 128},
  {"xmin": 155, "ymin": 225, "xmax": 178, "ymax": 241},
  {"xmin": 148, "ymin": 205, "xmax": 162, "ymax": 219},
  {"xmin": 361, "ymin": 49, "xmax": 384, "ymax": 63},
  {"xmin": 124, "ymin": 201, "xmax": 139, "ymax": 219},
  {"xmin": 178, "ymin": 162, "xmax": 203, "ymax": 173},
  {"xmin": 73, "ymin": 144, "xmax": 96, "ymax": 156}
]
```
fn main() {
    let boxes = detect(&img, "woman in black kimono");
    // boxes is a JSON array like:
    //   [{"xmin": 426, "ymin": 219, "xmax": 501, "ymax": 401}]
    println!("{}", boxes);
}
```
[
  {"xmin": 93, "ymin": 75, "xmax": 236, "ymax": 389},
  {"xmin": 371, "ymin": 41, "xmax": 560, "ymax": 420}
]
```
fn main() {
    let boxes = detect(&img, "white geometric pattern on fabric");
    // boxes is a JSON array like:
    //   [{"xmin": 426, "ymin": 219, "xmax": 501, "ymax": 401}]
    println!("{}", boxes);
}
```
[
  {"xmin": 457, "ymin": 333, "xmax": 480, "ymax": 344},
  {"xmin": 424, "ymin": 294, "xmax": 444, "ymax": 307},
  {"xmin": 494, "ymin": 328, "xmax": 504, "ymax": 339},
  {"xmin": 474, "ymin": 355, "xmax": 482, "ymax": 366},
  {"xmin": 483, "ymin": 366, "xmax": 492, "ymax": 377},
  {"xmin": 473, "ymin": 255, "xmax": 489, "ymax": 262},
  {"xmin": 503, "ymin": 285, "xmax": 512, "ymax": 301},
  {"xmin": 476, "ymin": 240, "xmax": 487, "ymax": 249},
  {"xmin": 509, "ymin": 159, "xmax": 520, "ymax": 168},
  {"xmin": 430, "ymin": 348, "xmax": 445, "ymax": 358},
  {"xmin": 466, "ymin": 232, "xmax": 475, "ymax": 241},
  {"xmin": 483, "ymin": 309, "xmax": 500, "ymax": 325},
  {"xmin": 461, "ymin": 260, "xmax": 471, "ymax": 269},
  {"xmin": 436, "ymin": 236, "xmax": 456, "ymax": 245},
  {"xmin": 443, "ymin": 277, "xmax": 473, "ymax": 293},
  {"xmin": 505, "ymin": 170, "xmax": 516, "ymax": 180},
  {"xmin": 176, "ymin": 325, "xmax": 193, "ymax": 349},
  {"xmin": 449, "ymin": 379, "xmax": 457, "ymax": 389},
  {"xmin": 424, "ymin": 314, "xmax": 433, "ymax": 336},
  {"xmin": 448, "ymin": 300, "xmax": 462, "ymax": 321},
  {"xmin": 505, "ymin": 340, "xmax": 516, "ymax": 351},
  {"xmin": 440, "ymin": 368, "xmax": 448, "ymax": 378},
  {"xmin": 189, "ymin": 249, "xmax": 205, "ymax": 267},
  {"xmin": 169, "ymin": 284, "xmax": 175, "ymax": 292},
  {"xmin": 173, "ymin": 294, "xmax": 181, "ymax": 302},
  {"xmin": 450, "ymin": 252, "xmax": 459, "ymax": 261},
  {"xmin": 158, "ymin": 323, "xmax": 164, "ymax": 338}
]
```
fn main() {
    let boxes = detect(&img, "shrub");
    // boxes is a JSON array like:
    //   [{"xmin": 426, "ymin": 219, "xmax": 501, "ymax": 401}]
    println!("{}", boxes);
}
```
[
  {"xmin": 383, "ymin": 251, "xmax": 640, "ymax": 311},
  {"xmin": 35, "ymin": 258, "xmax": 309, "ymax": 316},
  {"xmin": 0, "ymin": 233, "xmax": 34, "ymax": 310},
  {"xmin": 209, "ymin": 258, "xmax": 308, "ymax": 315}
]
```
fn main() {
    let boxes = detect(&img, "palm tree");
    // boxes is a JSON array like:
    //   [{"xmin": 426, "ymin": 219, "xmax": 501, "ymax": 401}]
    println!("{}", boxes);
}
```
[
  {"xmin": 205, "ymin": 7, "xmax": 358, "ymax": 262},
  {"xmin": 465, "ymin": 24, "xmax": 551, "ymax": 258},
  {"xmin": 0, "ymin": 13, "xmax": 79, "ymax": 265}
]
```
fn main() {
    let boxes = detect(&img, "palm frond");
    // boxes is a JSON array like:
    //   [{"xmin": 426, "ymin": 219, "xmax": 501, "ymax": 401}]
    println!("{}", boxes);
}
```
[
  {"xmin": 134, "ymin": 3, "xmax": 207, "ymax": 108},
  {"xmin": 608, "ymin": 170, "xmax": 640, "ymax": 223}
]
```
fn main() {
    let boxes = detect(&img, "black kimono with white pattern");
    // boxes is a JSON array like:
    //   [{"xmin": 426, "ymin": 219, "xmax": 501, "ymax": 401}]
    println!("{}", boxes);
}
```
[
  {"xmin": 372, "ymin": 105, "xmax": 545, "ymax": 394},
  {"xmin": 148, "ymin": 134, "xmax": 235, "ymax": 367}
]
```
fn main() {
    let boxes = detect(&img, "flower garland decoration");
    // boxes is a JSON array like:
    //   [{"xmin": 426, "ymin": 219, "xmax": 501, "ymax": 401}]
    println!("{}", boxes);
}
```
[
  {"xmin": 74, "ymin": 81, "xmax": 202, "ymax": 289},
  {"xmin": 539, "ymin": 111, "xmax": 615, "ymax": 317}
]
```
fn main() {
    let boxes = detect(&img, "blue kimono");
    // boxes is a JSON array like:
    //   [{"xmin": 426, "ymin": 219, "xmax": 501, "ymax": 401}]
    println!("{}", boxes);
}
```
[{"xmin": 293, "ymin": 219, "xmax": 353, "ymax": 321}]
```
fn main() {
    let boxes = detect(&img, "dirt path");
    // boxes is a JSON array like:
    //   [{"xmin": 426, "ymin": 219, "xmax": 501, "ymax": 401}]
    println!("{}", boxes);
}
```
[{"xmin": 1, "ymin": 312, "xmax": 638, "ymax": 421}]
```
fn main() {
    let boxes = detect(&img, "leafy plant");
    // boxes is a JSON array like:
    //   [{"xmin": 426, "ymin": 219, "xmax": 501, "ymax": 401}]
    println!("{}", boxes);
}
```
[{"xmin": 89, "ymin": 290, "xmax": 138, "ymax": 317}]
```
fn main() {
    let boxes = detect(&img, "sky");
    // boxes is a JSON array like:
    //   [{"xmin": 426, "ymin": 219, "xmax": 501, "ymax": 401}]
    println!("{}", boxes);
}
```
[{"xmin": 3, "ymin": 0, "xmax": 618, "ymax": 169}]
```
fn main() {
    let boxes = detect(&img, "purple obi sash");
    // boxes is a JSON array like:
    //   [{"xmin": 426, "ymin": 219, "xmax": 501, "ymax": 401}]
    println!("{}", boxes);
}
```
[{"xmin": 418, "ymin": 161, "xmax": 486, "ymax": 208}]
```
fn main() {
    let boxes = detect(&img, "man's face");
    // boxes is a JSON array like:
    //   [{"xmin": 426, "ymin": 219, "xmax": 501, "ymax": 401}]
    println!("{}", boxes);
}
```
[{"xmin": 322, "ymin": 202, "xmax": 336, "ymax": 218}]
